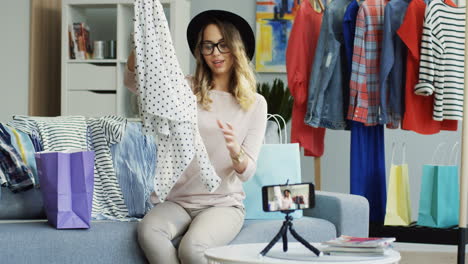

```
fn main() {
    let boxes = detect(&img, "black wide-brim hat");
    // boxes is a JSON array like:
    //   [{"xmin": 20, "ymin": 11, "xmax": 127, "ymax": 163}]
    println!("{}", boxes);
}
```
[{"xmin": 186, "ymin": 10, "xmax": 255, "ymax": 61}]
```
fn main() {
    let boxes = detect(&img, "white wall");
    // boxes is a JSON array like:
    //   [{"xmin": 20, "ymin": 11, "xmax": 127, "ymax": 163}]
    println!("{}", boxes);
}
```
[
  {"xmin": 0, "ymin": 1, "xmax": 30, "ymax": 122},
  {"xmin": 191, "ymin": 0, "xmax": 463, "ymax": 221}
]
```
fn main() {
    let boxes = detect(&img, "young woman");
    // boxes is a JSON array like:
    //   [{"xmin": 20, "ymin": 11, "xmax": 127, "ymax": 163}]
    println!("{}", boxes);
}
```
[
  {"xmin": 124, "ymin": 10, "xmax": 267, "ymax": 264},
  {"xmin": 281, "ymin": 189, "xmax": 293, "ymax": 210}
]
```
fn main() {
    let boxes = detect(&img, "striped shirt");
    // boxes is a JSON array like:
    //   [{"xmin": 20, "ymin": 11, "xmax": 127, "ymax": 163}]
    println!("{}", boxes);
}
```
[
  {"xmin": 87, "ymin": 116, "xmax": 129, "ymax": 219},
  {"xmin": 348, "ymin": 0, "xmax": 389, "ymax": 125},
  {"xmin": 415, "ymin": 0, "xmax": 466, "ymax": 121},
  {"xmin": 8, "ymin": 115, "xmax": 88, "ymax": 151}
]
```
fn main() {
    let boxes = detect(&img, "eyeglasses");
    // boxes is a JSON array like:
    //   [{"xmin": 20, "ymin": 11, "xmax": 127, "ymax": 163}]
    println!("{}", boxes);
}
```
[{"xmin": 200, "ymin": 41, "xmax": 231, "ymax": 55}]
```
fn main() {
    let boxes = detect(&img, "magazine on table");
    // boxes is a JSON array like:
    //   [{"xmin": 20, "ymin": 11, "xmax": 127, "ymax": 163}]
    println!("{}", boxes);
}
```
[
  {"xmin": 321, "ymin": 245, "xmax": 388, "ymax": 253},
  {"xmin": 323, "ymin": 249, "xmax": 392, "ymax": 257},
  {"xmin": 322, "ymin": 235, "xmax": 396, "ymax": 248}
]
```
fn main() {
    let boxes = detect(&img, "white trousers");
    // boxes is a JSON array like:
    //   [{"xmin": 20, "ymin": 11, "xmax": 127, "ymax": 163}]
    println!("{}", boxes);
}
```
[{"xmin": 137, "ymin": 201, "xmax": 245, "ymax": 264}]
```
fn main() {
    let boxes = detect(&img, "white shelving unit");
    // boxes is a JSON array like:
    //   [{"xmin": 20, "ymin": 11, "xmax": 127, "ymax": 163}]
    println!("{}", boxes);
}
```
[{"xmin": 61, "ymin": 0, "xmax": 191, "ymax": 118}]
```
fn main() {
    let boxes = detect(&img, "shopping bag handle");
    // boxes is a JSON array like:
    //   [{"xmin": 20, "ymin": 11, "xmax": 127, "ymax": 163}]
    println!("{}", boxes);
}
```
[
  {"xmin": 448, "ymin": 141, "xmax": 460, "ymax": 165},
  {"xmin": 402, "ymin": 142, "xmax": 406, "ymax": 164},
  {"xmin": 390, "ymin": 142, "xmax": 407, "ymax": 165},
  {"xmin": 265, "ymin": 114, "xmax": 282, "ymax": 144},
  {"xmin": 390, "ymin": 142, "xmax": 397, "ymax": 165},
  {"xmin": 431, "ymin": 142, "xmax": 447, "ymax": 165},
  {"xmin": 265, "ymin": 114, "xmax": 288, "ymax": 144}
]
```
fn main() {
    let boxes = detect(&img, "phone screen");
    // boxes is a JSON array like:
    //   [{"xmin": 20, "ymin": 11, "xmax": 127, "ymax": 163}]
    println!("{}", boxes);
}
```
[{"xmin": 262, "ymin": 183, "xmax": 315, "ymax": 212}]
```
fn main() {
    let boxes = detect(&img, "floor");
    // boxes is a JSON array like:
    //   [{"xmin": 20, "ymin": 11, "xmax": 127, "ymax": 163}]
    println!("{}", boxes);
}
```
[{"xmin": 393, "ymin": 243, "xmax": 467, "ymax": 264}]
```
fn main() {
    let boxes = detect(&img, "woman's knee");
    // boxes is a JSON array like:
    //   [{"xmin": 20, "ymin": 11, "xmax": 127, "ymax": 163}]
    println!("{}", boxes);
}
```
[
  {"xmin": 178, "ymin": 236, "xmax": 208, "ymax": 264},
  {"xmin": 137, "ymin": 218, "xmax": 170, "ymax": 247}
]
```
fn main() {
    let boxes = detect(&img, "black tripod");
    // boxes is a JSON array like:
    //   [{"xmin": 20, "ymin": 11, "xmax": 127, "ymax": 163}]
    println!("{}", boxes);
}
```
[{"xmin": 260, "ymin": 212, "xmax": 322, "ymax": 257}]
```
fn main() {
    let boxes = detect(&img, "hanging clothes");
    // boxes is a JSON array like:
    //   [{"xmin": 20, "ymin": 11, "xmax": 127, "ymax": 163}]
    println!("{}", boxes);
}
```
[
  {"xmin": 286, "ymin": 0, "xmax": 325, "ymax": 157},
  {"xmin": 348, "ymin": 0, "xmax": 389, "ymax": 126},
  {"xmin": 379, "ymin": 0, "xmax": 411, "ymax": 129},
  {"xmin": 134, "ymin": 0, "xmax": 221, "ymax": 201},
  {"xmin": 350, "ymin": 122, "xmax": 386, "ymax": 223},
  {"xmin": 305, "ymin": 0, "xmax": 352, "ymax": 130},
  {"xmin": 343, "ymin": 0, "xmax": 360, "ymax": 75},
  {"xmin": 344, "ymin": 0, "xmax": 387, "ymax": 223},
  {"xmin": 414, "ymin": 0, "xmax": 466, "ymax": 121},
  {"xmin": 398, "ymin": 0, "xmax": 458, "ymax": 134}
]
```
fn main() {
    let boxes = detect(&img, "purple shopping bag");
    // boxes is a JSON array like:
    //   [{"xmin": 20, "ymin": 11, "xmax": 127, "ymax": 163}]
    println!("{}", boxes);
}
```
[{"xmin": 35, "ymin": 150, "xmax": 94, "ymax": 229}]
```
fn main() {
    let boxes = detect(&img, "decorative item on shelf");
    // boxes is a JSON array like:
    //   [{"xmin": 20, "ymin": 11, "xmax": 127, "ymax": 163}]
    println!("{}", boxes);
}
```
[
  {"xmin": 68, "ymin": 26, "xmax": 76, "ymax": 60},
  {"xmin": 71, "ymin": 22, "xmax": 92, "ymax": 59},
  {"xmin": 106, "ymin": 40, "xmax": 117, "ymax": 59},
  {"xmin": 257, "ymin": 78, "xmax": 293, "ymax": 142},
  {"xmin": 93, "ymin": 41, "xmax": 105, "ymax": 59}
]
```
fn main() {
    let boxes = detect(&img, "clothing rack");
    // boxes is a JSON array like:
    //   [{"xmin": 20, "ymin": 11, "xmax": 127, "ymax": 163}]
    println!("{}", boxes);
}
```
[
  {"xmin": 372, "ymin": 30, "xmax": 465, "ymax": 256},
  {"xmin": 457, "ymin": 4, "xmax": 468, "ymax": 262},
  {"xmin": 371, "ymin": 7, "xmax": 467, "ymax": 262},
  {"xmin": 314, "ymin": 157, "xmax": 321, "ymax": 190}
]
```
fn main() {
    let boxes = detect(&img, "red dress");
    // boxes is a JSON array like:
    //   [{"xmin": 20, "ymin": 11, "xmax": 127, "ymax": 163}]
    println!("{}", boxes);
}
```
[
  {"xmin": 286, "ymin": 1, "xmax": 325, "ymax": 157},
  {"xmin": 397, "ymin": 0, "xmax": 458, "ymax": 134}
]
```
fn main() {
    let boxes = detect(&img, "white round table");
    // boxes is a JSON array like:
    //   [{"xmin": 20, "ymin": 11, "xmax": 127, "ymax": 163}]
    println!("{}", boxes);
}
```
[{"xmin": 205, "ymin": 243, "xmax": 401, "ymax": 264}]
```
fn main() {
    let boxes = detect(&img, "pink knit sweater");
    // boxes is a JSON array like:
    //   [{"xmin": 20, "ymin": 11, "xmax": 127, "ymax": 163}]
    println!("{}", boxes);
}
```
[{"xmin": 124, "ymin": 68, "xmax": 267, "ymax": 208}]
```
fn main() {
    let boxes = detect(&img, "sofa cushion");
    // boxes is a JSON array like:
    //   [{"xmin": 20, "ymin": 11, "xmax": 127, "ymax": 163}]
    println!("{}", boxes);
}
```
[
  {"xmin": 0, "ymin": 220, "xmax": 147, "ymax": 264},
  {"xmin": 0, "ymin": 187, "xmax": 45, "ymax": 219},
  {"xmin": 0, "ymin": 216, "xmax": 336, "ymax": 263}
]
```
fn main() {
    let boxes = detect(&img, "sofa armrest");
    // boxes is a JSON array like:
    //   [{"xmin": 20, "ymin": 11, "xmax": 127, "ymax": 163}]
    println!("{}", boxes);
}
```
[{"xmin": 304, "ymin": 191, "xmax": 369, "ymax": 237}]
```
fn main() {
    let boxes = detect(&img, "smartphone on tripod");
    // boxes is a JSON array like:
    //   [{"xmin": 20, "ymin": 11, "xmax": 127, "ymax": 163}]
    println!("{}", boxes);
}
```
[
  {"xmin": 262, "ymin": 182, "xmax": 315, "ymax": 213},
  {"xmin": 259, "ymin": 182, "xmax": 321, "ymax": 257}
]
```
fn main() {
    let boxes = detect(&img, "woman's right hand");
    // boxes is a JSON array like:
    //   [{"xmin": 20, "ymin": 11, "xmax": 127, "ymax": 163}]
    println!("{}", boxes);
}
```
[{"xmin": 127, "ymin": 49, "xmax": 136, "ymax": 72}]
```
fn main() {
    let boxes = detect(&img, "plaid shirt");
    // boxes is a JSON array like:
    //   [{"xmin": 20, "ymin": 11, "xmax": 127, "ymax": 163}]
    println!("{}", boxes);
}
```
[
  {"xmin": 348, "ymin": 0, "xmax": 388, "ymax": 125},
  {"xmin": 0, "ymin": 124, "xmax": 35, "ymax": 192}
]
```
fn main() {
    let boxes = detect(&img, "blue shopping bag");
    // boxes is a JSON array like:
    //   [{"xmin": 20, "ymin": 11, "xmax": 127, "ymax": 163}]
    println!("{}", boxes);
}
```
[
  {"xmin": 417, "ymin": 143, "xmax": 459, "ymax": 228},
  {"xmin": 243, "ymin": 114, "xmax": 302, "ymax": 220}
]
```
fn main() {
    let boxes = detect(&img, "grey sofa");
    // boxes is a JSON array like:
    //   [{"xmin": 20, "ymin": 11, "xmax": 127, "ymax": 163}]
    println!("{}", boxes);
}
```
[{"xmin": 0, "ymin": 187, "xmax": 368, "ymax": 264}]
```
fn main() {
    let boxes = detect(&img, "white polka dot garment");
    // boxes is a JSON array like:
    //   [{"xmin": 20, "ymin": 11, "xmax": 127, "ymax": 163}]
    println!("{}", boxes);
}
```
[{"xmin": 133, "ymin": 0, "xmax": 221, "ymax": 202}]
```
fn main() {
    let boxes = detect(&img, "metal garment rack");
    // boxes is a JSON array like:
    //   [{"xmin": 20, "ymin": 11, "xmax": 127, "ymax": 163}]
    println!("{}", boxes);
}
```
[
  {"xmin": 457, "ymin": 6, "xmax": 468, "ymax": 262},
  {"xmin": 364, "ymin": 5, "xmax": 468, "ymax": 264},
  {"xmin": 371, "ymin": 11, "xmax": 468, "ymax": 263}
]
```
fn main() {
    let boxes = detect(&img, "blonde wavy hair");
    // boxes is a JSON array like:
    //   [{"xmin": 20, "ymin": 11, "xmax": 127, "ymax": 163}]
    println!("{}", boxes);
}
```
[{"xmin": 192, "ymin": 19, "xmax": 257, "ymax": 111}]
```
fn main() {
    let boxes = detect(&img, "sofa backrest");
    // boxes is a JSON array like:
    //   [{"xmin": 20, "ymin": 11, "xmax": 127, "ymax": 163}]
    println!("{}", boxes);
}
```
[{"xmin": 0, "ymin": 187, "xmax": 45, "ymax": 219}]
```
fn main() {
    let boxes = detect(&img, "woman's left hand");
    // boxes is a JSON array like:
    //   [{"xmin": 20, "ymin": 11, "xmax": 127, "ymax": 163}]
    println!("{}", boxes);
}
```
[{"xmin": 217, "ymin": 119, "xmax": 241, "ymax": 156}]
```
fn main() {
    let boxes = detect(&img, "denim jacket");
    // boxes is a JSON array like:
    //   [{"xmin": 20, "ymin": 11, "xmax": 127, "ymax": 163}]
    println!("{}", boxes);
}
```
[
  {"xmin": 379, "ymin": 0, "xmax": 411, "ymax": 128},
  {"xmin": 305, "ymin": 0, "xmax": 352, "ymax": 130}
]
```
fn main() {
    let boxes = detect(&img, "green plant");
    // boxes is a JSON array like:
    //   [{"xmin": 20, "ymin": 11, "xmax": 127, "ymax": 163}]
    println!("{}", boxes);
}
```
[{"xmin": 257, "ymin": 78, "xmax": 293, "ymax": 130}]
